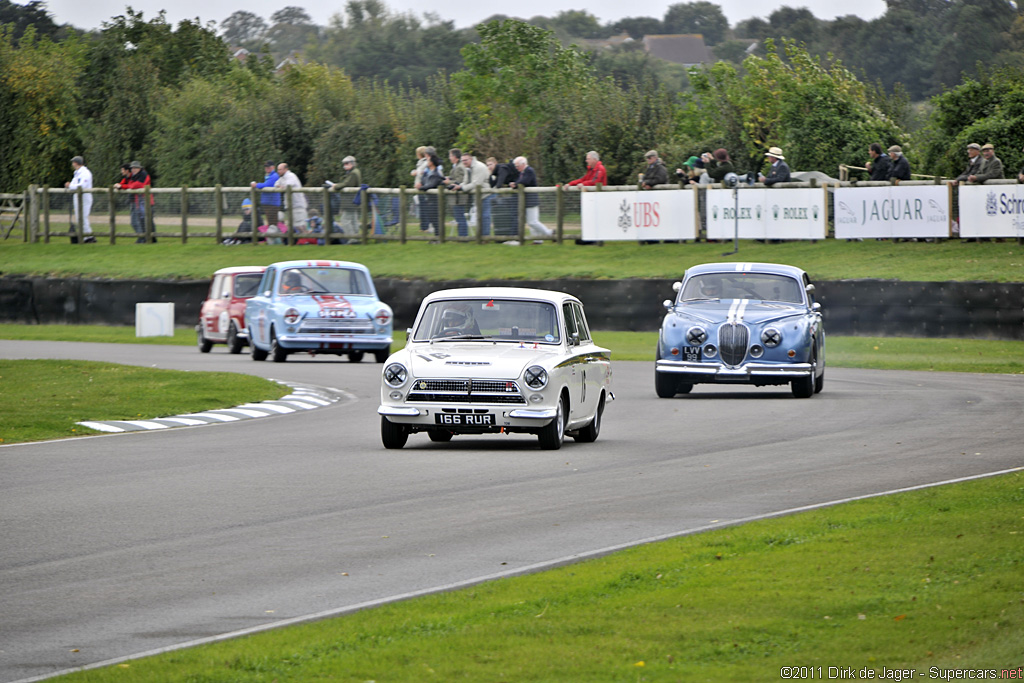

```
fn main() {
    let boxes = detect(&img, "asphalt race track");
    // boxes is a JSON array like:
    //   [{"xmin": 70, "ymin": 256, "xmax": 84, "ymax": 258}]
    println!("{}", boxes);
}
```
[{"xmin": 1, "ymin": 340, "xmax": 1022, "ymax": 682}]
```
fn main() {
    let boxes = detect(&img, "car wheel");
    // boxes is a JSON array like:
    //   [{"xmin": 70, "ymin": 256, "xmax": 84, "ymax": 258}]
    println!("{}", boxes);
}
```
[
  {"xmin": 227, "ymin": 322, "xmax": 244, "ymax": 354},
  {"xmin": 347, "ymin": 350, "xmax": 364, "ymax": 363},
  {"xmin": 374, "ymin": 347, "xmax": 391, "ymax": 363},
  {"xmin": 573, "ymin": 391, "xmax": 604, "ymax": 443},
  {"xmin": 270, "ymin": 328, "xmax": 288, "ymax": 363},
  {"xmin": 678, "ymin": 383, "xmax": 693, "ymax": 394},
  {"xmin": 381, "ymin": 416, "xmax": 408, "ymax": 449},
  {"xmin": 197, "ymin": 327, "xmax": 213, "ymax": 353},
  {"xmin": 428, "ymin": 430, "xmax": 453, "ymax": 443},
  {"xmin": 814, "ymin": 369, "xmax": 824, "ymax": 394},
  {"xmin": 250, "ymin": 335, "xmax": 268, "ymax": 361},
  {"xmin": 655, "ymin": 370, "xmax": 677, "ymax": 398},
  {"xmin": 538, "ymin": 393, "xmax": 566, "ymax": 450},
  {"xmin": 791, "ymin": 343, "xmax": 816, "ymax": 398}
]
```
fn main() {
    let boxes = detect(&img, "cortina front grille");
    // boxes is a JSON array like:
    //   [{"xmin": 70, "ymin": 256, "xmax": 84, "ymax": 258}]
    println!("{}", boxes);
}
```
[{"xmin": 407, "ymin": 378, "xmax": 526, "ymax": 405}]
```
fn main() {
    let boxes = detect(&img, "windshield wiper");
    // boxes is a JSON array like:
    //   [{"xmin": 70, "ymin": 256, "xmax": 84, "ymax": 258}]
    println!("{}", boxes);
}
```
[
  {"xmin": 431, "ymin": 334, "xmax": 493, "ymax": 341},
  {"xmin": 681, "ymin": 297, "xmax": 720, "ymax": 302}
]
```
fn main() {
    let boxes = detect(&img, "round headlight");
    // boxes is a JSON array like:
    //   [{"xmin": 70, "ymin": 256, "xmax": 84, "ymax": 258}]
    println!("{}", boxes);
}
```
[
  {"xmin": 374, "ymin": 308, "xmax": 391, "ymax": 326},
  {"xmin": 761, "ymin": 327, "xmax": 782, "ymax": 347},
  {"xmin": 383, "ymin": 363, "xmax": 408, "ymax": 387},
  {"xmin": 524, "ymin": 365, "xmax": 548, "ymax": 389},
  {"xmin": 686, "ymin": 326, "xmax": 708, "ymax": 345},
  {"xmin": 284, "ymin": 308, "xmax": 301, "ymax": 324},
  {"xmin": 749, "ymin": 344, "xmax": 764, "ymax": 358},
  {"xmin": 704, "ymin": 344, "xmax": 717, "ymax": 357}
]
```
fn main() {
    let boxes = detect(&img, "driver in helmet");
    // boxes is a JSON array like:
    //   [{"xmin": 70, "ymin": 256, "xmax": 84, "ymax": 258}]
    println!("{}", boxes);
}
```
[
  {"xmin": 699, "ymin": 278, "xmax": 722, "ymax": 298},
  {"xmin": 281, "ymin": 270, "xmax": 307, "ymax": 294},
  {"xmin": 440, "ymin": 303, "xmax": 479, "ymax": 336}
]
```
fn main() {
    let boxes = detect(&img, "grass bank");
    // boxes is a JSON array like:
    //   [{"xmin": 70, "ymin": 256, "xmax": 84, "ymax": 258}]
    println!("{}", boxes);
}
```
[
  {"xmin": 1, "ymin": 240, "xmax": 1022, "ymax": 282},
  {"xmin": 3, "ymin": 325, "xmax": 1022, "ymax": 374},
  {"xmin": 51, "ymin": 470, "xmax": 1024, "ymax": 681},
  {"xmin": 0, "ymin": 359, "xmax": 289, "ymax": 443}
]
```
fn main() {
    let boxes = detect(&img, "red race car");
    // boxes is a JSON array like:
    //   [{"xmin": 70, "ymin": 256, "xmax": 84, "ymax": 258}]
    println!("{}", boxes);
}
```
[{"xmin": 196, "ymin": 266, "xmax": 267, "ymax": 353}]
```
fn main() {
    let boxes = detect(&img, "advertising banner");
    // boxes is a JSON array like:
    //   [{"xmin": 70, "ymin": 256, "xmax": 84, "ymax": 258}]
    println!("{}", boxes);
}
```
[
  {"xmin": 706, "ymin": 188, "xmax": 827, "ymax": 240},
  {"xmin": 833, "ymin": 186, "xmax": 951, "ymax": 239},
  {"xmin": 580, "ymin": 189, "xmax": 697, "ymax": 241},
  {"xmin": 958, "ymin": 185, "xmax": 1024, "ymax": 238}
]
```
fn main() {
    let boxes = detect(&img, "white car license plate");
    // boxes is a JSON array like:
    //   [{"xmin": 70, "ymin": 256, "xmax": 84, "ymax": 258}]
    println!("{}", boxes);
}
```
[{"xmin": 435, "ymin": 413, "xmax": 495, "ymax": 426}]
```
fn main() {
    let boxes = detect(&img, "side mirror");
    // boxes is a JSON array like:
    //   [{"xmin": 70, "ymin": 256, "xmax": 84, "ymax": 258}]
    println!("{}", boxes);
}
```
[
  {"xmin": 222, "ymin": 291, "xmax": 231, "ymax": 299},
  {"xmin": 812, "ymin": 302, "xmax": 821, "ymax": 312},
  {"xmin": 571, "ymin": 332, "xmax": 580, "ymax": 347},
  {"xmin": 263, "ymin": 290, "xmax": 272, "ymax": 297},
  {"xmin": 672, "ymin": 281, "xmax": 682, "ymax": 293},
  {"xmin": 805, "ymin": 283, "xmax": 816, "ymax": 294},
  {"xmin": 663, "ymin": 299, "xmax": 674, "ymax": 311}
]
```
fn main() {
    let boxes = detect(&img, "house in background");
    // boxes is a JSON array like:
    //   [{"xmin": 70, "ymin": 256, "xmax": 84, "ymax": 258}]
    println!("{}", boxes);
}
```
[{"xmin": 642, "ymin": 34, "xmax": 715, "ymax": 67}]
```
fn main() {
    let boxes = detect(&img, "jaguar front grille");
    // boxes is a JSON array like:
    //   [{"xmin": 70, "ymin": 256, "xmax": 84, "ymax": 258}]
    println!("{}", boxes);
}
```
[{"xmin": 719, "ymin": 323, "xmax": 749, "ymax": 366}]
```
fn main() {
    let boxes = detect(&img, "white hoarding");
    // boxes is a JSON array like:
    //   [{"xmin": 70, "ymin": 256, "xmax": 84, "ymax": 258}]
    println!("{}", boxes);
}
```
[
  {"xmin": 706, "ymin": 188, "xmax": 827, "ymax": 240},
  {"xmin": 580, "ymin": 189, "xmax": 697, "ymax": 241},
  {"xmin": 833, "ymin": 186, "xmax": 951, "ymax": 239},
  {"xmin": 958, "ymin": 185, "xmax": 1024, "ymax": 238}
]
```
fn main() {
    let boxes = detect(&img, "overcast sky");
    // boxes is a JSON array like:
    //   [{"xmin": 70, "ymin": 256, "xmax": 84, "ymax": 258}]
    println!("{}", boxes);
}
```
[{"xmin": 45, "ymin": 0, "xmax": 887, "ymax": 33}]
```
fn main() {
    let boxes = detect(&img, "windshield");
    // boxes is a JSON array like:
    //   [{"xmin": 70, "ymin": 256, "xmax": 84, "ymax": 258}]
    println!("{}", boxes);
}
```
[
  {"xmin": 234, "ymin": 273, "xmax": 262, "ymax": 298},
  {"xmin": 412, "ymin": 299, "xmax": 561, "ymax": 343},
  {"xmin": 681, "ymin": 273, "xmax": 804, "ymax": 303},
  {"xmin": 277, "ymin": 267, "xmax": 371, "ymax": 296}
]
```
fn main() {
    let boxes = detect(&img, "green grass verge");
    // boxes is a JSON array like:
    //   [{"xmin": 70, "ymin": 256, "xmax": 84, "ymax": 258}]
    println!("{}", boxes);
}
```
[
  {"xmin": 2, "ymin": 325, "xmax": 1022, "ymax": 373},
  {"xmin": 0, "ymin": 359, "xmax": 289, "ymax": 444},
  {"xmin": 1, "ymin": 239, "xmax": 1022, "ymax": 281},
  {"xmin": 51, "ymin": 471, "xmax": 1024, "ymax": 681}
]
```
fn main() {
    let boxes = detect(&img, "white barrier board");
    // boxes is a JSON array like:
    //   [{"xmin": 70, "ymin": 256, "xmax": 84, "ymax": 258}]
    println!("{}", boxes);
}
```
[
  {"xmin": 581, "ymin": 189, "xmax": 697, "ymax": 241},
  {"xmin": 706, "ymin": 188, "xmax": 827, "ymax": 240},
  {"xmin": 136, "ymin": 302, "xmax": 175, "ymax": 337},
  {"xmin": 833, "ymin": 186, "xmax": 951, "ymax": 239},
  {"xmin": 958, "ymin": 185, "xmax": 1024, "ymax": 238}
]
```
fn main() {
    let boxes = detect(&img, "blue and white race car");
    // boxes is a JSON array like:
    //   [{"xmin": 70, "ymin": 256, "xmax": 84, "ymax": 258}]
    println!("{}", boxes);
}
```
[
  {"xmin": 655, "ymin": 262, "xmax": 825, "ymax": 398},
  {"xmin": 245, "ymin": 259, "xmax": 393, "ymax": 363}
]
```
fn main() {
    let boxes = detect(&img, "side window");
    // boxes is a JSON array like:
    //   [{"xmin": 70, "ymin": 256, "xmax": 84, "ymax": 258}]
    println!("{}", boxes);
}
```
[
  {"xmin": 803, "ymin": 274, "xmax": 815, "ymax": 305},
  {"xmin": 572, "ymin": 304, "xmax": 591, "ymax": 342},
  {"xmin": 259, "ymin": 268, "xmax": 275, "ymax": 296},
  {"xmin": 562, "ymin": 303, "xmax": 577, "ymax": 340}
]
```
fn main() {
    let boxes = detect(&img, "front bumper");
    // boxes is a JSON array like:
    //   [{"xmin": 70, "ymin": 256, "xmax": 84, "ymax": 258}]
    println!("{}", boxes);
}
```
[
  {"xmin": 277, "ymin": 332, "xmax": 392, "ymax": 351},
  {"xmin": 656, "ymin": 358, "xmax": 812, "ymax": 384},
  {"xmin": 378, "ymin": 403, "xmax": 557, "ymax": 431}
]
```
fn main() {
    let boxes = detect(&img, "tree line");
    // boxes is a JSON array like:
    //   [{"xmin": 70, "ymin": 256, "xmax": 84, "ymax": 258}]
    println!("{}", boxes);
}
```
[{"xmin": 3, "ymin": 1, "xmax": 1024, "ymax": 195}]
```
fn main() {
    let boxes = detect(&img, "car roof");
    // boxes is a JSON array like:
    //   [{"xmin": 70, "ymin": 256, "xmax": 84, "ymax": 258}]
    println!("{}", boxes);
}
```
[
  {"xmin": 684, "ymin": 262, "xmax": 807, "ymax": 279},
  {"xmin": 422, "ymin": 287, "xmax": 581, "ymax": 306},
  {"xmin": 267, "ymin": 260, "xmax": 371, "ymax": 272},
  {"xmin": 212, "ymin": 266, "xmax": 266, "ymax": 275}
]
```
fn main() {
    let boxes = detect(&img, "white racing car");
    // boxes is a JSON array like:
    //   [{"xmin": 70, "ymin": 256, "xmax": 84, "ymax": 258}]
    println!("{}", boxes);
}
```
[{"xmin": 378, "ymin": 287, "xmax": 613, "ymax": 450}]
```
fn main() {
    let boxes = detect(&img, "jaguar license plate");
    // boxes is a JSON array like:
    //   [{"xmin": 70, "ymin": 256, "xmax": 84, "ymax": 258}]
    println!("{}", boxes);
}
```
[
  {"xmin": 435, "ymin": 413, "xmax": 495, "ymax": 426},
  {"xmin": 682, "ymin": 346, "xmax": 702, "ymax": 362}
]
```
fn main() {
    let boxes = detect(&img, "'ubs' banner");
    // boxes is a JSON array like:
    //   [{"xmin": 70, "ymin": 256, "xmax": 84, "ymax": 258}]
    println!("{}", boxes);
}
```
[
  {"xmin": 581, "ymin": 189, "xmax": 697, "ymax": 241},
  {"xmin": 959, "ymin": 185, "xmax": 1024, "ymax": 238},
  {"xmin": 706, "ymin": 188, "xmax": 827, "ymax": 240},
  {"xmin": 833, "ymin": 186, "xmax": 951, "ymax": 239}
]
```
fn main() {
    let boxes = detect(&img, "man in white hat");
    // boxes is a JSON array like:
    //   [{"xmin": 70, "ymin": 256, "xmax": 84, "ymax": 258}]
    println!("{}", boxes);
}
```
[
  {"xmin": 968, "ymin": 144, "xmax": 1003, "ymax": 184},
  {"xmin": 64, "ymin": 156, "xmax": 96, "ymax": 243},
  {"xmin": 758, "ymin": 146, "xmax": 791, "ymax": 187}
]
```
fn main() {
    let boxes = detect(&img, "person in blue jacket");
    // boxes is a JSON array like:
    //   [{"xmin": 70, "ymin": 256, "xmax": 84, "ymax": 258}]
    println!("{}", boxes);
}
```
[{"xmin": 250, "ymin": 160, "xmax": 282, "ymax": 226}]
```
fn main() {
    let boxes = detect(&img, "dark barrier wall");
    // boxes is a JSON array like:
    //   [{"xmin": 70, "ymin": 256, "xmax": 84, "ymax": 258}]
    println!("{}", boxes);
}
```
[{"xmin": 1, "ymin": 276, "xmax": 1022, "ymax": 340}]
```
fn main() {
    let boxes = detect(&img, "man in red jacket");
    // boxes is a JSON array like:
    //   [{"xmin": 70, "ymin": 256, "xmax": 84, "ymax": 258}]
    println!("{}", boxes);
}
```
[
  {"xmin": 567, "ymin": 151, "xmax": 608, "ymax": 187},
  {"xmin": 116, "ymin": 160, "xmax": 154, "ymax": 243}
]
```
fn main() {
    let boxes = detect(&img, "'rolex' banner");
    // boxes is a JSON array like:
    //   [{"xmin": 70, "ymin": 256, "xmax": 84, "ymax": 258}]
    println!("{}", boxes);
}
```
[
  {"xmin": 580, "ymin": 189, "xmax": 698, "ymax": 241},
  {"xmin": 706, "ymin": 188, "xmax": 827, "ymax": 240}
]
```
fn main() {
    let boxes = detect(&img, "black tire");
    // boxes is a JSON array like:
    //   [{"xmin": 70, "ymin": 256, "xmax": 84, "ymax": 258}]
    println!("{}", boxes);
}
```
[
  {"xmin": 538, "ymin": 394, "xmax": 566, "ymax": 450},
  {"xmin": 428, "ymin": 430, "xmax": 453, "ymax": 442},
  {"xmin": 374, "ymin": 347, "xmax": 391, "ymax": 363},
  {"xmin": 227, "ymin": 322, "xmax": 244, "ymax": 354},
  {"xmin": 814, "ymin": 370, "xmax": 824, "ymax": 394},
  {"xmin": 250, "ymin": 335, "xmax": 268, "ymax": 361},
  {"xmin": 347, "ymin": 350, "xmax": 364, "ymax": 363},
  {"xmin": 655, "ymin": 371, "xmax": 677, "ymax": 398},
  {"xmin": 678, "ymin": 383, "xmax": 693, "ymax": 394},
  {"xmin": 381, "ymin": 417, "xmax": 408, "ymax": 449},
  {"xmin": 791, "ymin": 343, "xmax": 816, "ymax": 398},
  {"xmin": 270, "ymin": 328, "xmax": 288, "ymax": 363},
  {"xmin": 197, "ymin": 327, "xmax": 212, "ymax": 353},
  {"xmin": 573, "ymin": 392, "xmax": 604, "ymax": 443}
]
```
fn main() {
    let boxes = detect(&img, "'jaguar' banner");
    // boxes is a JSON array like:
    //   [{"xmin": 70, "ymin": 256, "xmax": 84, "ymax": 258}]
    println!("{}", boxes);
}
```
[
  {"xmin": 580, "ymin": 189, "xmax": 698, "ymax": 241},
  {"xmin": 705, "ymin": 188, "xmax": 828, "ymax": 240},
  {"xmin": 833, "ymin": 185, "xmax": 951, "ymax": 239}
]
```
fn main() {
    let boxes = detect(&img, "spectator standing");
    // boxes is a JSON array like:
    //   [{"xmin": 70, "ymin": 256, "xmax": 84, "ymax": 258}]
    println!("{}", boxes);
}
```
[
  {"xmin": 866, "ymin": 143, "xmax": 892, "ymax": 181},
  {"xmin": 445, "ymin": 148, "xmax": 470, "ymax": 237},
  {"xmin": 968, "ymin": 144, "xmax": 1004, "ymax": 184},
  {"xmin": 759, "ymin": 147, "xmax": 791, "ymax": 186},
  {"xmin": 251, "ymin": 161, "xmax": 281, "ymax": 227},
  {"xmin": 454, "ymin": 152, "xmax": 492, "ymax": 236},
  {"xmin": 702, "ymin": 148, "xmax": 735, "ymax": 184},
  {"xmin": 275, "ymin": 163, "xmax": 308, "ymax": 231},
  {"xmin": 1018, "ymin": 146, "xmax": 1024, "ymax": 183},
  {"xmin": 335, "ymin": 155, "xmax": 363, "ymax": 237},
  {"xmin": 511, "ymin": 156, "xmax": 553, "ymax": 241},
  {"xmin": 887, "ymin": 146, "xmax": 911, "ymax": 183},
  {"xmin": 567, "ymin": 151, "xmax": 608, "ymax": 187},
  {"xmin": 65, "ymin": 155, "xmax": 95, "ymax": 243},
  {"xmin": 951, "ymin": 143, "xmax": 982, "ymax": 186},
  {"xmin": 419, "ymin": 153, "xmax": 445, "ymax": 235},
  {"xmin": 116, "ymin": 160, "xmax": 153, "ymax": 243},
  {"xmin": 639, "ymin": 150, "xmax": 668, "ymax": 189}
]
